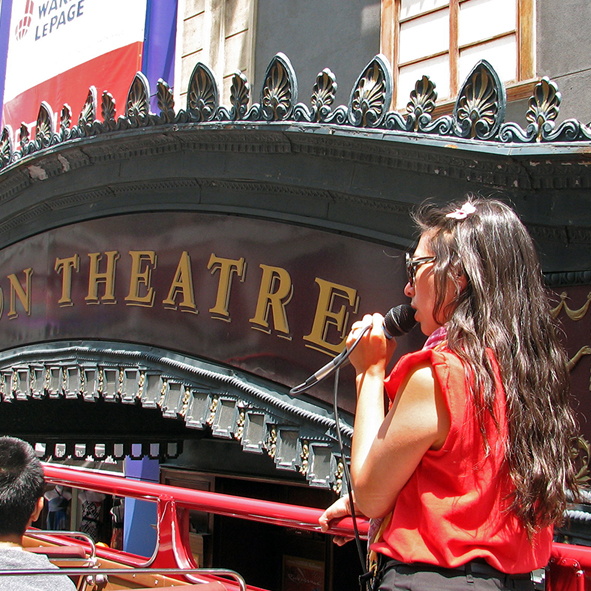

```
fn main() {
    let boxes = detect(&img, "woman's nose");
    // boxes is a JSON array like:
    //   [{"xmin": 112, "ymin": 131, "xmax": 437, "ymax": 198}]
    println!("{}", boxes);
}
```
[{"xmin": 404, "ymin": 281, "xmax": 413, "ymax": 298}]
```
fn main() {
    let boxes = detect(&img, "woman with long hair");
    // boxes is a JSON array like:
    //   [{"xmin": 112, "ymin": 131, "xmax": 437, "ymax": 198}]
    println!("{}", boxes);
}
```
[{"xmin": 320, "ymin": 197, "xmax": 579, "ymax": 590}]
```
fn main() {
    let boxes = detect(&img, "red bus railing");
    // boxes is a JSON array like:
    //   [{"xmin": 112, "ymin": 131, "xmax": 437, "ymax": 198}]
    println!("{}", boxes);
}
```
[
  {"xmin": 41, "ymin": 464, "xmax": 591, "ymax": 591},
  {"xmin": 41, "ymin": 464, "xmax": 367, "ymax": 590}
]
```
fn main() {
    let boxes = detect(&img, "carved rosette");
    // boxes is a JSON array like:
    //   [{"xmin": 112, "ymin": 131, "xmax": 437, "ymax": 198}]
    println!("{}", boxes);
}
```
[
  {"xmin": 349, "ymin": 55, "xmax": 392, "ymax": 127},
  {"xmin": 454, "ymin": 60, "xmax": 506, "ymax": 140},
  {"xmin": 229, "ymin": 71, "xmax": 250, "ymax": 120},
  {"xmin": 126, "ymin": 72, "xmax": 150, "ymax": 124},
  {"xmin": 406, "ymin": 75, "xmax": 437, "ymax": 131},
  {"xmin": 157, "ymin": 79, "xmax": 175, "ymax": 122},
  {"xmin": 311, "ymin": 68, "xmax": 337, "ymax": 122},
  {"xmin": 261, "ymin": 53, "xmax": 297, "ymax": 121},
  {"xmin": 78, "ymin": 86, "xmax": 97, "ymax": 130},
  {"xmin": 187, "ymin": 63, "xmax": 219, "ymax": 122},
  {"xmin": 526, "ymin": 77, "xmax": 561, "ymax": 141}
]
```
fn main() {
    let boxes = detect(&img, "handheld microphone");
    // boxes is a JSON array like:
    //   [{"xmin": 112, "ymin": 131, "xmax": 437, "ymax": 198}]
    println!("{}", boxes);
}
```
[
  {"xmin": 289, "ymin": 304, "xmax": 417, "ymax": 395},
  {"xmin": 382, "ymin": 304, "xmax": 417, "ymax": 339}
]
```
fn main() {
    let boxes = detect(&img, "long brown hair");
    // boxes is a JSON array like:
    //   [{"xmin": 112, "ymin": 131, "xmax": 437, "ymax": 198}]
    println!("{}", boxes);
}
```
[{"xmin": 413, "ymin": 197, "xmax": 578, "ymax": 536}]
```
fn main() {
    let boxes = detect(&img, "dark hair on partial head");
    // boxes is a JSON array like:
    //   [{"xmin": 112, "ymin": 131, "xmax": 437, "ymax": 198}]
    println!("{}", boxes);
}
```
[
  {"xmin": 0, "ymin": 437, "xmax": 45, "ymax": 536},
  {"xmin": 413, "ymin": 196, "xmax": 578, "ymax": 537}
]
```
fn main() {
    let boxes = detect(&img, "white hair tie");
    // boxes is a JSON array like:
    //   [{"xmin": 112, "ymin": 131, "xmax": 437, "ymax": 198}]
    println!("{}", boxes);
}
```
[{"xmin": 446, "ymin": 202, "xmax": 476, "ymax": 220}]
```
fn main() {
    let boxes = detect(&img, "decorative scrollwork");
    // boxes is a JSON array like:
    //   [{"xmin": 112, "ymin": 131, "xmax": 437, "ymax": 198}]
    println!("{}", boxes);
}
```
[
  {"xmin": 36, "ymin": 102, "xmax": 54, "ymax": 147},
  {"xmin": 0, "ymin": 126, "xmax": 13, "ymax": 168},
  {"xmin": 207, "ymin": 395, "xmax": 219, "ymax": 426},
  {"xmin": 299, "ymin": 440, "xmax": 309, "ymax": 475},
  {"xmin": 157, "ymin": 79, "xmax": 175, "ymax": 122},
  {"xmin": 333, "ymin": 460, "xmax": 344, "ymax": 495},
  {"xmin": 267, "ymin": 425, "xmax": 277, "ymax": 458},
  {"xmin": 229, "ymin": 71, "xmax": 250, "ymax": 120},
  {"xmin": 187, "ymin": 63, "xmax": 219, "ymax": 122},
  {"xmin": 526, "ymin": 77, "xmax": 561, "ymax": 142},
  {"xmin": 235, "ymin": 407, "xmax": 246, "ymax": 440},
  {"xmin": 311, "ymin": 68, "xmax": 337, "ymax": 122},
  {"xmin": 348, "ymin": 54, "xmax": 392, "ymax": 127},
  {"xmin": 78, "ymin": 86, "xmax": 97, "ymax": 129},
  {"xmin": 454, "ymin": 60, "xmax": 506, "ymax": 140},
  {"xmin": 547, "ymin": 119, "xmax": 584, "ymax": 142},
  {"xmin": 551, "ymin": 291, "xmax": 591, "ymax": 320},
  {"xmin": 498, "ymin": 121, "xmax": 532, "ymax": 143},
  {"xmin": 5, "ymin": 55, "xmax": 591, "ymax": 173},
  {"xmin": 261, "ymin": 53, "xmax": 297, "ymax": 121},
  {"xmin": 573, "ymin": 436, "xmax": 591, "ymax": 486},
  {"xmin": 126, "ymin": 72, "xmax": 150, "ymax": 123},
  {"xmin": 406, "ymin": 75, "xmax": 437, "ymax": 131},
  {"xmin": 101, "ymin": 91, "xmax": 117, "ymax": 124}
]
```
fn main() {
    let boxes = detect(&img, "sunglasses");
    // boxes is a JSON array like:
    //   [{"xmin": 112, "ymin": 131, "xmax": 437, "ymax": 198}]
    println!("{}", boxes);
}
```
[{"xmin": 406, "ymin": 253, "xmax": 436, "ymax": 286}]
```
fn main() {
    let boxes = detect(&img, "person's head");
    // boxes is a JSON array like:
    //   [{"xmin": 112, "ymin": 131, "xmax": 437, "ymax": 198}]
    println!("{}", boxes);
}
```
[
  {"xmin": 405, "ymin": 197, "xmax": 543, "ymax": 337},
  {"xmin": 0, "ymin": 437, "xmax": 45, "ymax": 538}
]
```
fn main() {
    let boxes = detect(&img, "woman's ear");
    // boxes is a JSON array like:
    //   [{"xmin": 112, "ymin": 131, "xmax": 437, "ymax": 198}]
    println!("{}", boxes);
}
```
[
  {"xmin": 456, "ymin": 270, "xmax": 468, "ymax": 293},
  {"xmin": 458, "ymin": 273, "xmax": 468, "ymax": 291}
]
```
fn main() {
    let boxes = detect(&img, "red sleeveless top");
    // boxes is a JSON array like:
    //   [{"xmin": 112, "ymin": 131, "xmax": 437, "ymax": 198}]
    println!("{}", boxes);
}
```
[{"xmin": 371, "ymin": 347, "xmax": 552, "ymax": 574}]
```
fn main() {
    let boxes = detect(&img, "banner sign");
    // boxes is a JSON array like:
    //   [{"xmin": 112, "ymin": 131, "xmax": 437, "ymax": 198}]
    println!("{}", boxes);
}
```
[
  {"xmin": 0, "ymin": 212, "xmax": 424, "ymax": 411},
  {"xmin": 2, "ymin": 0, "xmax": 148, "ymax": 134},
  {"xmin": 0, "ymin": 0, "xmax": 11, "ymax": 126}
]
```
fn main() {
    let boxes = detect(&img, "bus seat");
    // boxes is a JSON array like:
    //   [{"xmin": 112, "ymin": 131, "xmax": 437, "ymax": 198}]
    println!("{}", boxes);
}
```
[{"xmin": 27, "ymin": 545, "xmax": 88, "ymax": 559}]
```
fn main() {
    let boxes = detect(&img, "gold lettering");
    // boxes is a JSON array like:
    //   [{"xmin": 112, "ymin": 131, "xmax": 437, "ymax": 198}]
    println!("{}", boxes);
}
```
[
  {"xmin": 54, "ymin": 254, "xmax": 80, "ymax": 306},
  {"xmin": 207, "ymin": 254, "xmax": 246, "ymax": 320},
  {"xmin": 85, "ymin": 251, "xmax": 120, "ymax": 304},
  {"xmin": 162, "ymin": 251, "xmax": 197, "ymax": 313},
  {"xmin": 249, "ymin": 264, "xmax": 293, "ymax": 337},
  {"xmin": 303, "ymin": 278, "xmax": 359, "ymax": 355},
  {"xmin": 8, "ymin": 268, "xmax": 33, "ymax": 319},
  {"xmin": 125, "ymin": 251, "xmax": 157, "ymax": 307}
]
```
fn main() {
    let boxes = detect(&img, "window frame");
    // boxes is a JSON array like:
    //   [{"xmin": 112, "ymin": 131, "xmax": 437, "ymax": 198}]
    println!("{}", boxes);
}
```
[{"xmin": 381, "ymin": 0, "xmax": 535, "ymax": 109}]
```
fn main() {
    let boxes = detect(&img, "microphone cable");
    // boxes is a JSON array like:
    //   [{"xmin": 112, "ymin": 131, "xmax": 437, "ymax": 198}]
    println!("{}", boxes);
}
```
[
  {"xmin": 328, "ymin": 325, "xmax": 374, "ymax": 581},
  {"xmin": 332, "ymin": 365, "xmax": 368, "ymax": 577}
]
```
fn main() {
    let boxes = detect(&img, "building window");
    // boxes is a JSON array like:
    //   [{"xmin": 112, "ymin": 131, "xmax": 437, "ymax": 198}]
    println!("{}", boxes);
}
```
[
  {"xmin": 175, "ymin": 0, "xmax": 257, "ymax": 108},
  {"xmin": 381, "ymin": 0, "xmax": 534, "ymax": 109}
]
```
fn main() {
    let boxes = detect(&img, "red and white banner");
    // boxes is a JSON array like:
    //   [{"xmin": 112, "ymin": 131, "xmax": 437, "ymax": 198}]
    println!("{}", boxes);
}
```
[{"xmin": 3, "ymin": 0, "xmax": 147, "ymax": 136}]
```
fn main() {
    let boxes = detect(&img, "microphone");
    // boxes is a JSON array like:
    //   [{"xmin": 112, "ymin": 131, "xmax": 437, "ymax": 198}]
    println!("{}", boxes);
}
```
[
  {"xmin": 289, "ymin": 304, "xmax": 417, "ymax": 395},
  {"xmin": 382, "ymin": 304, "xmax": 417, "ymax": 339}
]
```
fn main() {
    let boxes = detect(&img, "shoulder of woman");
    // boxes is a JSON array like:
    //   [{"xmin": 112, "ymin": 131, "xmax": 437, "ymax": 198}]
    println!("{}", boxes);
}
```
[{"xmin": 385, "ymin": 348, "xmax": 451, "ymax": 398}]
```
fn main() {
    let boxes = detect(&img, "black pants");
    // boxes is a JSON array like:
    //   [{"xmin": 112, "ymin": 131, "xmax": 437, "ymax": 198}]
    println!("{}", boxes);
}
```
[{"xmin": 372, "ymin": 559, "xmax": 534, "ymax": 591}]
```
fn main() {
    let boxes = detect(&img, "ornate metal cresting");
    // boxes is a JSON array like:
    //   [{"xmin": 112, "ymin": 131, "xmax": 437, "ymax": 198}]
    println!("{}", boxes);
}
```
[{"xmin": 5, "ymin": 53, "xmax": 591, "ymax": 170}]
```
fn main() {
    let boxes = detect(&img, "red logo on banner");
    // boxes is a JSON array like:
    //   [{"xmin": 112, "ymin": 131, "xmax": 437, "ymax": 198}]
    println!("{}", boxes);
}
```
[{"xmin": 14, "ymin": 1, "xmax": 35, "ymax": 40}]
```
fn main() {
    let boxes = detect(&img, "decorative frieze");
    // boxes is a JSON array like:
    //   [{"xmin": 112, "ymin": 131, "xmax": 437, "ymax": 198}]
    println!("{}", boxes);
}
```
[{"xmin": 0, "ymin": 342, "xmax": 351, "ymax": 489}]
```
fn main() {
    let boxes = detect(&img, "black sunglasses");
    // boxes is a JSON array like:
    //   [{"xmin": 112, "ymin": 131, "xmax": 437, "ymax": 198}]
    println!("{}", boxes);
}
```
[{"xmin": 406, "ymin": 253, "xmax": 436, "ymax": 286}]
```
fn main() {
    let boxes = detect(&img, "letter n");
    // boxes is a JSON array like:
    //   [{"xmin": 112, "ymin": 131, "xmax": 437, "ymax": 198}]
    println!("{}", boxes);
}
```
[{"xmin": 8, "ymin": 268, "xmax": 33, "ymax": 319}]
